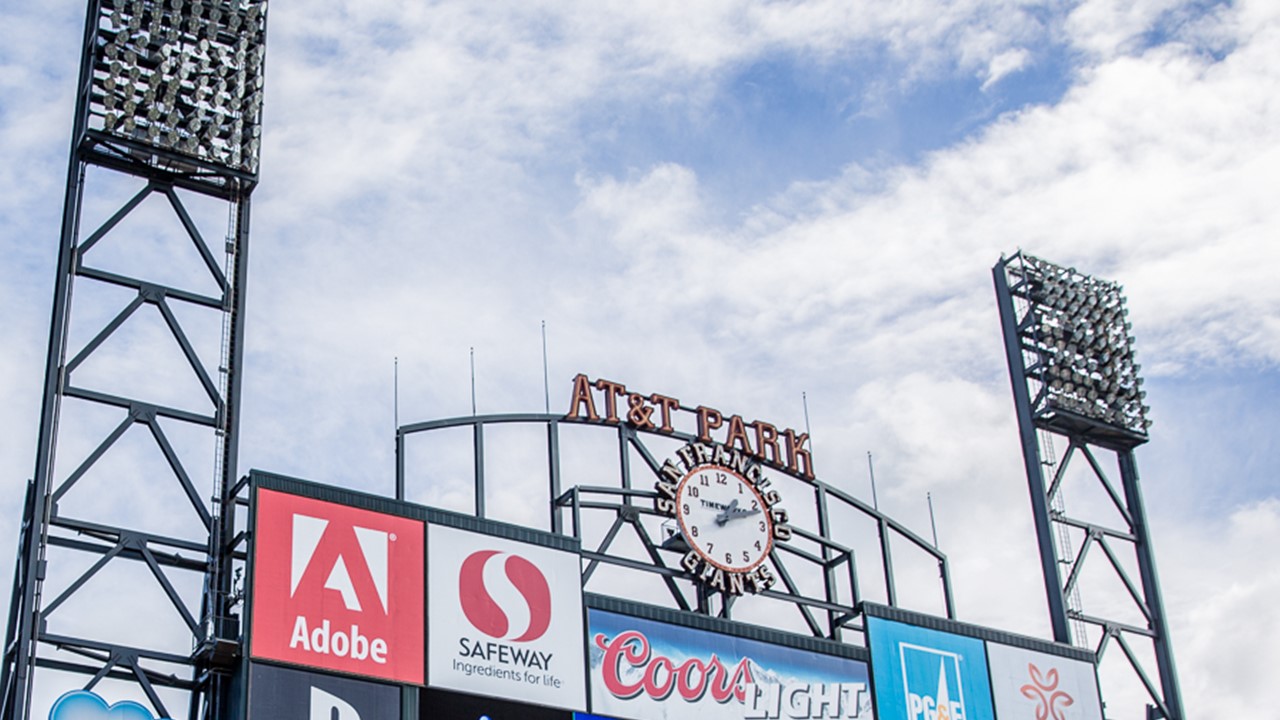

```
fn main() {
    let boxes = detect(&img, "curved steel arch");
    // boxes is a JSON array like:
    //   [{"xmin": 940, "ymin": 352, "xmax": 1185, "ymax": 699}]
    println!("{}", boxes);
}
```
[{"xmin": 397, "ymin": 412, "xmax": 954, "ymax": 642}]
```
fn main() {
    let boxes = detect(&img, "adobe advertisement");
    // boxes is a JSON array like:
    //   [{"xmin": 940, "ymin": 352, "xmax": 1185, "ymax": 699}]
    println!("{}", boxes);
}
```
[
  {"xmin": 588, "ymin": 609, "xmax": 873, "ymax": 719},
  {"xmin": 248, "ymin": 662, "xmax": 401, "ymax": 720},
  {"xmin": 250, "ymin": 489, "xmax": 425, "ymax": 684},
  {"xmin": 427, "ymin": 524, "xmax": 587, "ymax": 710},
  {"xmin": 866, "ymin": 617, "xmax": 994, "ymax": 720},
  {"xmin": 985, "ymin": 642, "xmax": 1104, "ymax": 720}
]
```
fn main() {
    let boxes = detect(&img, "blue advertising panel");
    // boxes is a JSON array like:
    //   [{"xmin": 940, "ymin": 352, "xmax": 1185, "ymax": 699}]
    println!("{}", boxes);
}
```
[
  {"xmin": 588, "ymin": 608, "xmax": 873, "ymax": 719},
  {"xmin": 866, "ymin": 617, "xmax": 994, "ymax": 720}
]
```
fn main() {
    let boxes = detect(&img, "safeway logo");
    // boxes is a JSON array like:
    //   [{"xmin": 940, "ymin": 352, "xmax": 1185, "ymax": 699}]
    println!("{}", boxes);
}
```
[
  {"xmin": 251, "ymin": 488, "xmax": 424, "ymax": 685},
  {"xmin": 459, "ymin": 550, "xmax": 552, "ymax": 642},
  {"xmin": 291, "ymin": 514, "xmax": 389, "ymax": 613}
]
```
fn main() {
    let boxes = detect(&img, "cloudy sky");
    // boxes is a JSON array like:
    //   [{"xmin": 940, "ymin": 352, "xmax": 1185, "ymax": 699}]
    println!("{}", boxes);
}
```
[{"xmin": 1, "ymin": 0, "xmax": 1277, "ymax": 718}]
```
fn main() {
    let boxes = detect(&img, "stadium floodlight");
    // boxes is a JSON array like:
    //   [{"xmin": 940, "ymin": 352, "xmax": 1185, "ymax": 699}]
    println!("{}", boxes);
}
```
[
  {"xmin": 998, "ymin": 252, "xmax": 1151, "ymax": 444},
  {"xmin": 89, "ymin": 0, "xmax": 269, "ymax": 175}
]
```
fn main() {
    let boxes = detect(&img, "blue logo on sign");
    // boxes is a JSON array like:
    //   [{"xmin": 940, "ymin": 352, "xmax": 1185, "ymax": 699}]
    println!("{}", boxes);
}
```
[
  {"xmin": 867, "ymin": 617, "xmax": 995, "ymax": 720},
  {"xmin": 900, "ymin": 643, "xmax": 967, "ymax": 720},
  {"xmin": 49, "ymin": 690, "xmax": 171, "ymax": 720}
]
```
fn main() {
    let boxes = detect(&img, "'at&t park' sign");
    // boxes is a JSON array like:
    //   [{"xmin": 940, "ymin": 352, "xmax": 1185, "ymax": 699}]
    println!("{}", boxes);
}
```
[{"xmin": 565, "ymin": 375, "xmax": 815, "ymax": 480}]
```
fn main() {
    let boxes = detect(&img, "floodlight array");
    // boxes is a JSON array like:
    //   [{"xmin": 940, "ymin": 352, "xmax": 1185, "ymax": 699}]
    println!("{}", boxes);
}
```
[
  {"xmin": 1011, "ymin": 253, "xmax": 1151, "ymax": 437},
  {"xmin": 89, "ymin": 0, "xmax": 267, "ymax": 174}
]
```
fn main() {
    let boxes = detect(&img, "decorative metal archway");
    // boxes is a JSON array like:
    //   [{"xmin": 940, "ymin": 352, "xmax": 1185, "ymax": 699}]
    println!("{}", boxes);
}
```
[{"xmin": 397, "ymin": 412, "xmax": 954, "ymax": 645}]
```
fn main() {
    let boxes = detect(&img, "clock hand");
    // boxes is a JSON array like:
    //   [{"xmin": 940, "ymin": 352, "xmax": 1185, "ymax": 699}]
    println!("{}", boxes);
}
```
[
  {"xmin": 716, "ymin": 499, "xmax": 762, "ymax": 525},
  {"xmin": 715, "ymin": 499, "xmax": 740, "ymax": 526}
]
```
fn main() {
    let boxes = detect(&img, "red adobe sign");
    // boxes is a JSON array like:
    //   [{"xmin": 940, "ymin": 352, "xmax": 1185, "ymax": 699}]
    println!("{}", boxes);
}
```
[{"xmin": 250, "ymin": 489, "xmax": 424, "ymax": 684}]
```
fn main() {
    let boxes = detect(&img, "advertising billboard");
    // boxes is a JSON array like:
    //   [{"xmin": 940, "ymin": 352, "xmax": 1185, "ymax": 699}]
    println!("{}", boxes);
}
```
[
  {"xmin": 248, "ymin": 663, "xmax": 402, "ymax": 720},
  {"xmin": 250, "ymin": 489, "xmax": 426, "ymax": 684},
  {"xmin": 866, "ymin": 617, "xmax": 995, "ymax": 720},
  {"xmin": 985, "ymin": 642, "xmax": 1103, "ymax": 720},
  {"xmin": 427, "ymin": 523, "xmax": 588, "ymax": 710},
  {"xmin": 588, "ymin": 608, "xmax": 873, "ymax": 719},
  {"xmin": 421, "ymin": 688, "xmax": 578, "ymax": 720}
]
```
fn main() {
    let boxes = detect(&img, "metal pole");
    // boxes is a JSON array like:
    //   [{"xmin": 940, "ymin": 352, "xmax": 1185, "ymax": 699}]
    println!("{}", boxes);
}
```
[
  {"xmin": 542, "ymin": 321, "xmax": 550, "ymax": 414},
  {"xmin": 1119, "ymin": 450, "xmax": 1185, "ymax": 720},
  {"xmin": 867, "ymin": 451, "xmax": 880, "ymax": 511},
  {"xmin": 1, "ymin": 4, "xmax": 100, "ymax": 712},
  {"xmin": 802, "ymin": 391, "xmax": 814, "ymax": 456},
  {"xmin": 994, "ymin": 259, "xmax": 1073, "ymax": 644},
  {"xmin": 927, "ymin": 492, "xmax": 939, "ymax": 548}
]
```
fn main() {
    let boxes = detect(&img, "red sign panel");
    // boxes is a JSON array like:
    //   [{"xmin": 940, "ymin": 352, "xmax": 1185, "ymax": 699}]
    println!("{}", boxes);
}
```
[{"xmin": 250, "ymin": 489, "xmax": 425, "ymax": 684}]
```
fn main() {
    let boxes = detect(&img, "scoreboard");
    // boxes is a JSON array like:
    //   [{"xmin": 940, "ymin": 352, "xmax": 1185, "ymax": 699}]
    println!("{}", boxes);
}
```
[{"xmin": 229, "ymin": 471, "xmax": 1103, "ymax": 720}]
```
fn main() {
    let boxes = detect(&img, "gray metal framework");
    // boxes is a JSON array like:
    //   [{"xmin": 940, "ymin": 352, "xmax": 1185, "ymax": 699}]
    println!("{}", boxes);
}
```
[
  {"xmin": 2, "ymin": 1, "xmax": 267, "ymax": 718},
  {"xmin": 994, "ymin": 252, "xmax": 1184, "ymax": 720},
  {"xmin": 397, "ymin": 413, "xmax": 955, "ymax": 643}
]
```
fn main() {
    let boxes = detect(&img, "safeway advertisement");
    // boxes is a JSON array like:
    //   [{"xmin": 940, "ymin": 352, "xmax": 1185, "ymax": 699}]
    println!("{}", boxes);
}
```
[
  {"xmin": 250, "ymin": 489, "xmax": 425, "ymax": 684},
  {"xmin": 427, "ymin": 524, "xmax": 587, "ymax": 710},
  {"xmin": 588, "ymin": 609, "xmax": 873, "ymax": 720}
]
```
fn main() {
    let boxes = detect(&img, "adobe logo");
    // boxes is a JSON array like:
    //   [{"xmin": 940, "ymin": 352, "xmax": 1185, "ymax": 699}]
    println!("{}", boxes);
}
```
[
  {"xmin": 291, "ymin": 514, "xmax": 389, "ymax": 613},
  {"xmin": 251, "ymin": 489, "xmax": 424, "ymax": 685},
  {"xmin": 458, "ymin": 550, "xmax": 552, "ymax": 642}
]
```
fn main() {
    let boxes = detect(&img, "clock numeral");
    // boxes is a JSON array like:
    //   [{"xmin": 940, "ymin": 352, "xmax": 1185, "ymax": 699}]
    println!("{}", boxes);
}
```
[
  {"xmin": 758, "ymin": 520, "xmax": 766, "ymax": 532},
  {"xmin": 682, "ymin": 503, "xmax": 690, "ymax": 515},
  {"xmin": 738, "ymin": 483, "xmax": 744, "ymax": 494},
  {"xmin": 688, "ymin": 486, "xmax": 700, "ymax": 498},
  {"xmin": 751, "ymin": 499, "xmax": 758, "ymax": 511},
  {"xmin": 706, "ymin": 542, "xmax": 714, "ymax": 553},
  {"xmin": 742, "ymin": 550, "xmax": 750, "ymax": 562},
  {"xmin": 699, "ymin": 474, "xmax": 710, "ymax": 486},
  {"xmin": 690, "ymin": 526, "xmax": 699, "ymax": 537},
  {"xmin": 716, "ymin": 472, "xmax": 728, "ymax": 485},
  {"xmin": 754, "ymin": 540, "xmax": 761, "ymax": 551},
  {"xmin": 725, "ymin": 552, "xmax": 733, "ymax": 564}
]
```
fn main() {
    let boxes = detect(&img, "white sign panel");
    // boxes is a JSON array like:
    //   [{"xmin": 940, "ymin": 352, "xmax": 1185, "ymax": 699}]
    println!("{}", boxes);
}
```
[
  {"xmin": 986, "ymin": 642, "xmax": 1104, "ymax": 720},
  {"xmin": 427, "ymin": 524, "xmax": 587, "ymax": 711}
]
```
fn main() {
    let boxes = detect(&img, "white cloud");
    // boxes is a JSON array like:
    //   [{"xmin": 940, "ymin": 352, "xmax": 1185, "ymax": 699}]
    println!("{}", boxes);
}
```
[
  {"xmin": 0, "ymin": 2, "xmax": 1276, "ymax": 719},
  {"xmin": 1164, "ymin": 499, "xmax": 1280, "ymax": 718},
  {"xmin": 982, "ymin": 47, "xmax": 1032, "ymax": 90}
]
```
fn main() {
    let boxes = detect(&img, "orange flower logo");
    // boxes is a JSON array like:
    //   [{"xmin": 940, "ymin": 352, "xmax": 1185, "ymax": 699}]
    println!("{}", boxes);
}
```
[{"xmin": 1019, "ymin": 663, "xmax": 1075, "ymax": 720}]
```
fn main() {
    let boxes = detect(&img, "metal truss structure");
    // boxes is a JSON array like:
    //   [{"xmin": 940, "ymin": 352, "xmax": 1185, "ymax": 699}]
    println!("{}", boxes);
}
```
[
  {"xmin": 397, "ymin": 413, "xmax": 955, "ymax": 645},
  {"xmin": 1, "ymin": 1, "xmax": 267, "ymax": 718},
  {"xmin": 994, "ymin": 252, "xmax": 1185, "ymax": 720}
]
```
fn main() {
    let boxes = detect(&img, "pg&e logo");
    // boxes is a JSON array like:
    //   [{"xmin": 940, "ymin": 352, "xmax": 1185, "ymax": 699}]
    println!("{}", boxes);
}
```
[
  {"xmin": 251, "ymin": 489, "xmax": 424, "ymax": 684},
  {"xmin": 868, "ymin": 617, "xmax": 994, "ymax": 720},
  {"xmin": 900, "ymin": 643, "xmax": 968, "ymax": 720}
]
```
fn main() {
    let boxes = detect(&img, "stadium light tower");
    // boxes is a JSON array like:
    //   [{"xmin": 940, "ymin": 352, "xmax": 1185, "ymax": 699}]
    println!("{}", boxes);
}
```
[
  {"xmin": 1, "ymin": 1, "xmax": 268, "ymax": 718},
  {"xmin": 994, "ymin": 252, "xmax": 1184, "ymax": 720}
]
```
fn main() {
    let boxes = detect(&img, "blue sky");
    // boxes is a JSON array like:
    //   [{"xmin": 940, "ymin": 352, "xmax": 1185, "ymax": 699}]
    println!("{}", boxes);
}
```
[{"xmin": 0, "ymin": 1, "xmax": 1277, "ymax": 718}]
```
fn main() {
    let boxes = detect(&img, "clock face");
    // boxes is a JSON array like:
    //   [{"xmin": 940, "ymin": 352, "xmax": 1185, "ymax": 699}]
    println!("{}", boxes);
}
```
[{"xmin": 675, "ymin": 465, "xmax": 774, "ymax": 573}]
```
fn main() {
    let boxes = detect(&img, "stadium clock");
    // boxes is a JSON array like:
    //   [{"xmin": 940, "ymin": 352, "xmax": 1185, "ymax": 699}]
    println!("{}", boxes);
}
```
[
  {"xmin": 676, "ymin": 464, "xmax": 773, "ymax": 572},
  {"xmin": 655, "ymin": 441, "xmax": 790, "ymax": 595}
]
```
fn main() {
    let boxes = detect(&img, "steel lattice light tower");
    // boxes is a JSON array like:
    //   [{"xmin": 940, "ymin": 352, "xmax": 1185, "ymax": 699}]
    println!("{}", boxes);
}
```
[
  {"xmin": 994, "ymin": 252, "xmax": 1184, "ymax": 720},
  {"xmin": 1, "ymin": 1, "xmax": 268, "ymax": 718}
]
